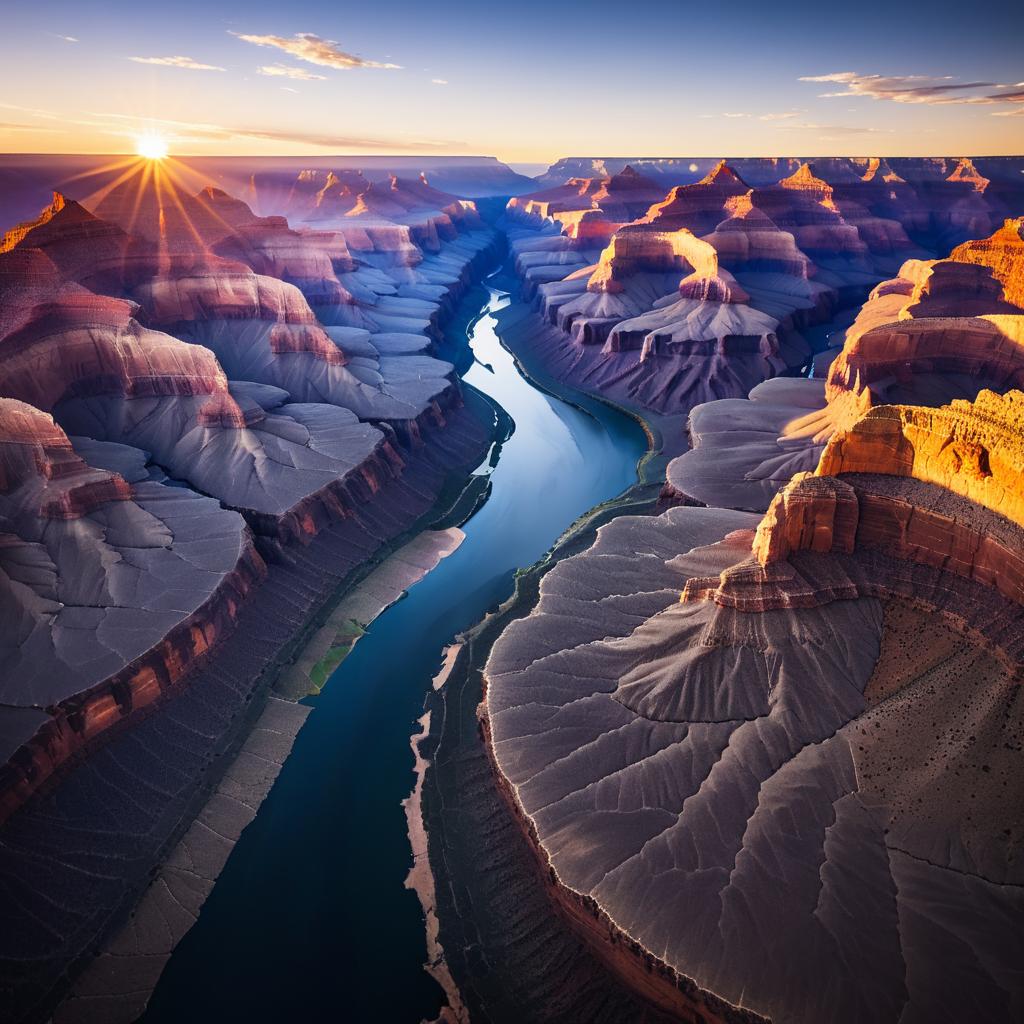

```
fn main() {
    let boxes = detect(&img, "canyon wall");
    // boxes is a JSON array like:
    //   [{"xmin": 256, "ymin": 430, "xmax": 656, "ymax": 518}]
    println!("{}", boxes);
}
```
[{"xmin": 0, "ymin": 160, "xmax": 500, "ymax": 823}]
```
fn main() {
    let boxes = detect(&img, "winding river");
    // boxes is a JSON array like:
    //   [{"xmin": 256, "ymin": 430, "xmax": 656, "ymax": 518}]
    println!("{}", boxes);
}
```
[{"xmin": 142, "ymin": 277, "xmax": 648, "ymax": 1022}]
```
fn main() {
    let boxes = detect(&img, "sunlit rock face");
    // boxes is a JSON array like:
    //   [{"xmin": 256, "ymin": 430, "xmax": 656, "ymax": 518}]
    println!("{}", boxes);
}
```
[
  {"xmin": 485, "ymin": 390, "xmax": 1024, "ymax": 1024},
  {"xmin": 508, "ymin": 165, "xmax": 666, "ymax": 244},
  {"xmin": 670, "ymin": 218, "xmax": 1024, "ymax": 512},
  {"xmin": 0, "ymin": 398, "xmax": 262, "ymax": 821}
]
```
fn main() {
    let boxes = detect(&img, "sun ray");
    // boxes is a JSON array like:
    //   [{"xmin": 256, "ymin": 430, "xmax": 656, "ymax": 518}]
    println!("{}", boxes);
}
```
[
  {"xmin": 79, "ymin": 160, "xmax": 147, "ymax": 212},
  {"xmin": 59, "ymin": 155, "xmax": 139, "ymax": 189}
]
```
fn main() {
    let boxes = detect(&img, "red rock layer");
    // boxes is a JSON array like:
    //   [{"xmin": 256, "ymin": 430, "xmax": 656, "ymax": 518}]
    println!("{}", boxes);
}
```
[
  {"xmin": 750, "ymin": 164, "xmax": 868, "ymax": 258},
  {"xmin": 951, "ymin": 217, "xmax": 1024, "ymax": 309},
  {"xmin": 508, "ymin": 165, "xmax": 665, "ymax": 226},
  {"xmin": 0, "ymin": 534, "xmax": 267, "ymax": 824},
  {"xmin": 685, "ymin": 391, "xmax": 1024, "ymax": 637},
  {"xmin": 0, "ymin": 398, "xmax": 133, "ymax": 515},
  {"xmin": 0, "ymin": 291, "xmax": 242, "ymax": 420},
  {"xmin": 638, "ymin": 161, "xmax": 751, "ymax": 236}
]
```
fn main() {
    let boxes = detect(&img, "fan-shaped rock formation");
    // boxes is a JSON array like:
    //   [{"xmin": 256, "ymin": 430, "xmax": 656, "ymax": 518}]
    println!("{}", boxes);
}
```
[
  {"xmin": 484, "ymin": 389, "xmax": 1024, "ymax": 1024},
  {"xmin": 0, "ymin": 398, "xmax": 263, "ymax": 820}
]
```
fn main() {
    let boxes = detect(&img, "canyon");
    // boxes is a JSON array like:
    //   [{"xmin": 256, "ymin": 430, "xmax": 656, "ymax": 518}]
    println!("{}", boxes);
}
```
[{"xmin": 0, "ymin": 151, "xmax": 1022, "ymax": 1024}]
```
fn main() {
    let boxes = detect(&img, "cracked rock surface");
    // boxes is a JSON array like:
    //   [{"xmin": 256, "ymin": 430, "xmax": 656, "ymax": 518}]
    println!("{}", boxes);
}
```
[{"xmin": 485, "ymin": 505, "xmax": 1024, "ymax": 1024}]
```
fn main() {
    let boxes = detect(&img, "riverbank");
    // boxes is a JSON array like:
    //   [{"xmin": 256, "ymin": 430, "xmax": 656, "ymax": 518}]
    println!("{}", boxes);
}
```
[
  {"xmin": 412, "ymin": 262, "xmax": 712, "ymax": 1022},
  {"xmin": 129, "ymin": 271, "xmax": 647, "ymax": 1024}
]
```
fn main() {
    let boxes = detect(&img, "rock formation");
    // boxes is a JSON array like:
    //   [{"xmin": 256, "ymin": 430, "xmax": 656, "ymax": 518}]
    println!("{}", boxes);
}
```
[
  {"xmin": 0, "ymin": 398, "xmax": 263, "ymax": 821},
  {"xmin": 0, "ymin": 161, "xmax": 498, "ymax": 824},
  {"xmin": 670, "ymin": 218, "xmax": 1024, "ymax": 511},
  {"xmin": 484, "ymin": 389, "xmax": 1024, "ymax": 1024}
]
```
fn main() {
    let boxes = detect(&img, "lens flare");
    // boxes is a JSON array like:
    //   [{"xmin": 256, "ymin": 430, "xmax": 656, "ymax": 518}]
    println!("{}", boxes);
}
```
[{"xmin": 135, "ymin": 134, "xmax": 169, "ymax": 160}]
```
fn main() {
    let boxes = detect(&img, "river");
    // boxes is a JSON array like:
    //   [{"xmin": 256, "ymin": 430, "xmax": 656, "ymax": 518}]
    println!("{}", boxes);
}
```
[{"xmin": 141, "ymin": 277, "xmax": 648, "ymax": 1022}]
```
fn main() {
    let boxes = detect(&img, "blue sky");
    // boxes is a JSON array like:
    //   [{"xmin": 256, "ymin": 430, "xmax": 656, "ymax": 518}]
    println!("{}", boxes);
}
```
[{"xmin": 1, "ymin": 0, "xmax": 1021, "ymax": 160}]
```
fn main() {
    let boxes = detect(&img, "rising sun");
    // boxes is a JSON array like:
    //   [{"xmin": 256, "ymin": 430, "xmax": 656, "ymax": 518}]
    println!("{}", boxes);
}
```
[{"xmin": 135, "ymin": 134, "xmax": 169, "ymax": 160}]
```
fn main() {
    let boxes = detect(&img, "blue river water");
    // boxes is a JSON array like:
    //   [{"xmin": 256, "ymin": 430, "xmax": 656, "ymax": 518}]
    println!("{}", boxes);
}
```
[{"xmin": 142, "ymin": 280, "xmax": 648, "ymax": 1022}]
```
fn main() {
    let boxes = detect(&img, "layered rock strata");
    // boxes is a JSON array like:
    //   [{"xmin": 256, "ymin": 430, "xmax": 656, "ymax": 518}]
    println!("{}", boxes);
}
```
[
  {"xmin": 670, "ymin": 219, "xmax": 1024, "ymax": 511},
  {"xmin": 484, "ymin": 390, "xmax": 1024, "ymax": 1024},
  {"xmin": 0, "ymin": 400, "xmax": 263, "ymax": 821},
  {"xmin": 0, "ymin": 169, "xmax": 498, "ymax": 828}
]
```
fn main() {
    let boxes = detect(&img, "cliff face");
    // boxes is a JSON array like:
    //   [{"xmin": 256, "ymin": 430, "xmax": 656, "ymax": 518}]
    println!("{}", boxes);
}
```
[
  {"xmin": 670, "ymin": 217, "xmax": 1024, "ymax": 512},
  {"xmin": 0, "ymin": 398, "xmax": 264, "ymax": 821},
  {"xmin": 530, "ymin": 156, "xmax": 1024, "ymax": 238},
  {"xmin": 0, "ymin": 158, "xmax": 499, "ymax": 822},
  {"xmin": 484, "ymin": 388, "xmax": 1024, "ymax": 1024}
]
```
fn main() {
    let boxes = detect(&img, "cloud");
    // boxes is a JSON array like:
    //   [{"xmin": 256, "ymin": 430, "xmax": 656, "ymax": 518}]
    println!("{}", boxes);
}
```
[
  {"xmin": 130, "ymin": 55, "xmax": 225, "ymax": 71},
  {"xmin": 759, "ymin": 111, "xmax": 801, "ymax": 121},
  {"xmin": 991, "ymin": 89, "xmax": 1024, "ymax": 107},
  {"xmin": 84, "ymin": 110, "xmax": 461, "ymax": 151},
  {"xmin": 0, "ymin": 102, "xmax": 59, "ymax": 121},
  {"xmin": 54, "ymin": 34, "xmax": 79, "ymax": 43},
  {"xmin": 722, "ymin": 112, "xmax": 750, "ymax": 118},
  {"xmin": 431, "ymin": 78, "xmax": 448, "ymax": 85},
  {"xmin": 280, "ymin": 86, "xmax": 300, "ymax": 94},
  {"xmin": 776, "ymin": 121, "xmax": 891, "ymax": 135},
  {"xmin": 258, "ymin": 63, "xmax": 326, "ymax": 81},
  {"xmin": 231, "ymin": 31, "xmax": 401, "ymax": 70},
  {"xmin": 0, "ymin": 121, "xmax": 61, "ymax": 133},
  {"xmin": 799, "ymin": 71, "xmax": 1022, "ymax": 108}
]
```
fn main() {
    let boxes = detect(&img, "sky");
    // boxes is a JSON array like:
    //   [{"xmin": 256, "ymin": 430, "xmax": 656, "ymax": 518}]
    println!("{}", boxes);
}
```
[{"xmin": 1, "ymin": 0, "xmax": 1022, "ymax": 163}]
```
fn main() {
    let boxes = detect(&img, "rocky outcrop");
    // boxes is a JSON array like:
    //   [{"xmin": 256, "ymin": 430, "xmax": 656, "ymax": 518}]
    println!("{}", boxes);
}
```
[
  {"xmin": 952, "ymin": 217, "xmax": 1024, "ymax": 308},
  {"xmin": 0, "ymin": 399, "xmax": 264, "ymax": 821},
  {"xmin": 671, "ymin": 220, "xmax": 1024, "ymax": 512},
  {"xmin": 483, "ymin": 389, "xmax": 1024, "ymax": 1024},
  {"xmin": 507, "ymin": 166, "xmax": 665, "ymax": 240}
]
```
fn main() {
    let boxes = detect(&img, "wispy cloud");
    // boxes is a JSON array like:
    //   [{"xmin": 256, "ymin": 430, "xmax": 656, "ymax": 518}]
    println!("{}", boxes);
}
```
[
  {"xmin": 130, "ymin": 55, "xmax": 225, "ymax": 71},
  {"xmin": 280, "ymin": 87, "xmax": 300, "ymax": 94},
  {"xmin": 258, "ymin": 63, "xmax": 326, "ymax": 81},
  {"xmin": 83, "ymin": 110, "xmax": 461, "ymax": 151},
  {"xmin": 231, "ymin": 31, "xmax": 401, "ymax": 70},
  {"xmin": 759, "ymin": 111, "xmax": 802, "ymax": 121},
  {"xmin": 53, "ymin": 34, "xmax": 79, "ymax": 43},
  {"xmin": 0, "ymin": 102, "xmax": 59, "ymax": 121},
  {"xmin": 989, "ymin": 88, "xmax": 1024, "ymax": 114},
  {"xmin": 0, "ymin": 121, "xmax": 61, "ymax": 133},
  {"xmin": 776, "ymin": 121, "xmax": 891, "ymax": 136},
  {"xmin": 800, "ymin": 71, "xmax": 1023, "ymax": 110},
  {"xmin": 722, "ymin": 112, "xmax": 750, "ymax": 118},
  {"xmin": 431, "ymin": 78, "xmax": 448, "ymax": 85}
]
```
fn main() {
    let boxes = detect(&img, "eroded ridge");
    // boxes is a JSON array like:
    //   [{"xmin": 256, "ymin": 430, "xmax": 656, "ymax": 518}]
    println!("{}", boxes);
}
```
[
  {"xmin": 0, "ymin": 164, "xmax": 497, "ymax": 828},
  {"xmin": 484, "ymin": 389, "xmax": 1024, "ymax": 1024}
]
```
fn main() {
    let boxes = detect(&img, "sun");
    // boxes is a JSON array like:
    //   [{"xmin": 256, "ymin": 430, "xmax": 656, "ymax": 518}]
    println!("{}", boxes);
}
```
[{"xmin": 135, "ymin": 134, "xmax": 169, "ymax": 161}]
